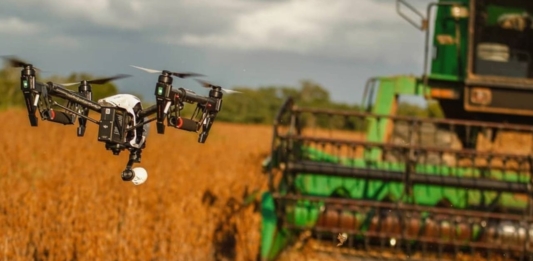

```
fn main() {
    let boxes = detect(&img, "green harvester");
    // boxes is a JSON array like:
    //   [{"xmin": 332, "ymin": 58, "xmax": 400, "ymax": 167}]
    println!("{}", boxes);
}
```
[{"xmin": 260, "ymin": 0, "xmax": 533, "ymax": 260}]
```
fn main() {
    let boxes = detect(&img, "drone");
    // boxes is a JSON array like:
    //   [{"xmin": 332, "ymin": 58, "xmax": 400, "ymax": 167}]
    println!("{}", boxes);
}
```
[{"xmin": 4, "ymin": 56, "xmax": 241, "ymax": 186}]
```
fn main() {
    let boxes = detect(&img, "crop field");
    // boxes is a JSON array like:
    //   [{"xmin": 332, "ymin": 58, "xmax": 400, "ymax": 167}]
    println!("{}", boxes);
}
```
[
  {"xmin": 0, "ymin": 108, "xmax": 277, "ymax": 261},
  {"xmin": 3, "ymin": 107, "xmax": 532, "ymax": 261},
  {"xmin": 0, "ymin": 108, "xmax": 367, "ymax": 261}
]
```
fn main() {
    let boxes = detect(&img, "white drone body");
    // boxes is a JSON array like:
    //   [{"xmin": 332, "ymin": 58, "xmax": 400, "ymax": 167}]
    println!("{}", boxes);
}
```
[
  {"xmin": 97, "ymin": 93, "xmax": 149, "ymax": 148},
  {"xmin": 97, "ymin": 93, "xmax": 150, "ymax": 185}
]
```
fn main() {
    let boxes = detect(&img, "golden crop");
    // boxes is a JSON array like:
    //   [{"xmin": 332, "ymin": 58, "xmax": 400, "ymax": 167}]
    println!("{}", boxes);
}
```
[
  {"xmin": 0, "ymin": 108, "xmax": 273, "ymax": 261},
  {"xmin": 4, "ymin": 107, "xmax": 520, "ymax": 261}
]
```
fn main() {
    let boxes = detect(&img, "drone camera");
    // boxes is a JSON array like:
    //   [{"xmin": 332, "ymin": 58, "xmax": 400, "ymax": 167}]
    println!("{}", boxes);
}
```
[
  {"xmin": 98, "ymin": 106, "xmax": 128, "ymax": 145},
  {"xmin": 121, "ymin": 167, "xmax": 148, "ymax": 185}
]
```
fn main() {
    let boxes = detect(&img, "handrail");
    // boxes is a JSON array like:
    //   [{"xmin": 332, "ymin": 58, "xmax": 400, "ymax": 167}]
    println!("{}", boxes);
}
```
[
  {"xmin": 422, "ymin": 2, "xmax": 464, "ymax": 92},
  {"xmin": 396, "ymin": 0, "xmax": 427, "ymax": 31},
  {"xmin": 397, "ymin": 0, "xmax": 467, "ymax": 95},
  {"xmin": 360, "ymin": 77, "xmax": 379, "ymax": 112}
]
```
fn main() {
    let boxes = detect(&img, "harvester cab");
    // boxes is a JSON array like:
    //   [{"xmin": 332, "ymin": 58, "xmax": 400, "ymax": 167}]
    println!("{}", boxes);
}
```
[
  {"xmin": 402, "ymin": 0, "xmax": 533, "ymax": 127},
  {"xmin": 259, "ymin": 1, "xmax": 533, "ymax": 260}
]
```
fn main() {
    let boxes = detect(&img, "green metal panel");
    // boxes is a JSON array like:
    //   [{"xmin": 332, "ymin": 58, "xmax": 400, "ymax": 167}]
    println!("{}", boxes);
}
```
[
  {"xmin": 365, "ymin": 75, "xmax": 426, "ymax": 161},
  {"xmin": 261, "ymin": 144, "xmax": 530, "ymax": 260},
  {"xmin": 286, "ymin": 147, "xmax": 528, "ymax": 236},
  {"xmin": 429, "ymin": 0, "xmax": 470, "ymax": 81},
  {"xmin": 295, "ymin": 146, "xmax": 527, "ymax": 208},
  {"xmin": 429, "ymin": 1, "xmax": 530, "ymax": 81},
  {"xmin": 260, "ymin": 192, "xmax": 293, "ymax": 261}
]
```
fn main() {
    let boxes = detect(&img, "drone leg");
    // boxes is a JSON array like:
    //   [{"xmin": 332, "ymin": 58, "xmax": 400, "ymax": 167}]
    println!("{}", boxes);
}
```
[
  {"xmin": 77, "ymin": 108, "xmax": 88, "ymax": 137},
  {"xmin": 198, "ymin": 115, "xmax": 215, "ymax": 143},
  {"xmin": 28, "ymin": 114, "xmax": 39, "ymax": 127},
  {"xmin": 22, "ymin": 94, "xmax": 39, "ymax": 126}
]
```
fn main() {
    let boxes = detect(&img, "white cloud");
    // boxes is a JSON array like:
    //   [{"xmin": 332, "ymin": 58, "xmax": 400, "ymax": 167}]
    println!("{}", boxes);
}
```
[
  {"xmin": 49, "ymin": 0, "xmax": 145, "ymax": 30},
  {"xmin": 170, "ymin": 0, "xmax": 422, "ymax": 63},
  {"xmin": 179, "ymin": 0, "xmax": 266, "ymax": 10},
  {"xmin": 3, "ymin": 0, "xmax": 146, "ymax": 30},
  {"xmin": 0, "ymin": 17, "xmax": 42, "ymax": 35},
  {"xmin": 0, "ymin": 0, "xmax": 427, "ymax": 66},
  {"xmin": 46, "ymin": 35, "xmax": 80, "ymax": 49}
]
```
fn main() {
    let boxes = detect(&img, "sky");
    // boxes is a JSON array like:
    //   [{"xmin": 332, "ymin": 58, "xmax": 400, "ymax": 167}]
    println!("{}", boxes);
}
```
[{"xmin": 0, "ymin": 0, "xmax": 432, "ymax": 106}]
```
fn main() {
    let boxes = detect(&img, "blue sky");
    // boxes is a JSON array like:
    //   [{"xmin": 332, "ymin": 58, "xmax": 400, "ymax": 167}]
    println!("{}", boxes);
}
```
[{"xmin": 0, "ymin": 0, "xmax": 432, "ymax": 106}]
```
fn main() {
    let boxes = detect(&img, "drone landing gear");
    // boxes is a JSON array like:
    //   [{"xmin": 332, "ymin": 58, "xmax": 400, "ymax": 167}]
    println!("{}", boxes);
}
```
[{"xmin": 120, "ymin": 148, "xmax": 148, "ymax": 185}]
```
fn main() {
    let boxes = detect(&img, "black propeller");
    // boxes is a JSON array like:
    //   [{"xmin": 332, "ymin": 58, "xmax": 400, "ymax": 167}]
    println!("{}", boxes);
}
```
[
  {"xmin": 61, "ymin": 74, "xmax": 131, "ymax": 86},
  {"xmin": 196, "ymin": 79, "xmax": 242, "ymax": 94},
  {"xmin": 2, "ymin": 55, "xmax": 43, "ymax": 71},
  {"xmin": 130, "ymin": 65, "xmax": 204, "ymax": 78}
]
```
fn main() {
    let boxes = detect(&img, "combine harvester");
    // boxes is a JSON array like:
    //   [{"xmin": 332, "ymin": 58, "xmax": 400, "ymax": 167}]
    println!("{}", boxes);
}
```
[{"xmin": 260, "ymin": 0, "xmax": 533, "ymax": 260}]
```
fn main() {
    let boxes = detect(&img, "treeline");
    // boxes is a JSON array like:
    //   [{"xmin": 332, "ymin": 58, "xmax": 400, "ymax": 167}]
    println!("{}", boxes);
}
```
[
  {"xmin": 209, "ymin": 80, "xmax": 444, "ymax": 128},
  {"xmin": 205, "ymin": 80, "xmax": 365, "ymax": 125},
  {"xmin": 0, "ymin": 65, "xmax": 442, "ymax": 128}
]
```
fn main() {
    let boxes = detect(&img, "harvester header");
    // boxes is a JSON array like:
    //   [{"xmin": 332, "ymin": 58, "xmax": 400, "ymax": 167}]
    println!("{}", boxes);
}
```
[{"xmin": 259, "ymin": 1, "xmax": 533, "ymax": 260}]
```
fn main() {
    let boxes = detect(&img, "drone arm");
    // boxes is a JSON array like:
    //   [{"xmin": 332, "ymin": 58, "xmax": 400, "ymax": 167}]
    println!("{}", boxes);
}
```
[
  {"xmin": 137, "ymin": 88, "xmax": 215, "ymax": 119},
  {"xmin": 47, "ymin": 83, "xmax": 102, "ymax": 113},
  {"xmin": 135, "ymin": 87, "xmax": 219, "ymax": 137},
  {"xmin": 138, "ymin": 104, "xmax": 158, "ymax": 119},
  {"xmin": 172, "ymin": 88, "xmax": 213, "ymax": 105}
]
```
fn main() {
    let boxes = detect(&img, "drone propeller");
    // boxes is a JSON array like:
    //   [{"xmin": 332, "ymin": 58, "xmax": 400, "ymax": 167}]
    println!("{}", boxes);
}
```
[
  {"xmin": 1, "ymin": 55, "xmax": 44, "ymax": 71},
  {"xmin": 60, "ymin": 74, "xmax": 132, "ymax": 86},
  {"xmin": 195, "ymin": 79, "xmax": 242, "ymax": 94},
  {"xmin": 130, "ymin": 65, "xmax": 204, "ymax": 78}
]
